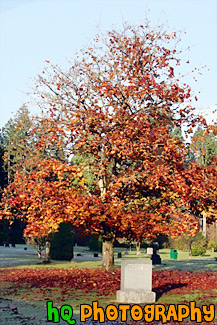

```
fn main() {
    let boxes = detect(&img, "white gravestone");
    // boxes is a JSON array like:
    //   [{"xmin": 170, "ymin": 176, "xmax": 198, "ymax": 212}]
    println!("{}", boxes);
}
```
[
  {"xmin": 116, "ymin": 259, "xmax": 156, "ymax": 303},
  {"xmin": 146, "ymin": 247, "xmax": 153, "ymax": 256}
]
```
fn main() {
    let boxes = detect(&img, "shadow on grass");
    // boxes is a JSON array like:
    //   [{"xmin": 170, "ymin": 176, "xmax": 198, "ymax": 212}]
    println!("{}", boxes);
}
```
[{"xmin": 154, "ymin": 282, "xmax": 186, "ymax": 301}]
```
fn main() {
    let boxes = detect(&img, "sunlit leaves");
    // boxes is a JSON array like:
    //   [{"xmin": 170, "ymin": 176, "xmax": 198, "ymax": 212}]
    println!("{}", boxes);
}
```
[{"xmin": 0, "ymin": 157, "xmax": 87, "ymax": 237}]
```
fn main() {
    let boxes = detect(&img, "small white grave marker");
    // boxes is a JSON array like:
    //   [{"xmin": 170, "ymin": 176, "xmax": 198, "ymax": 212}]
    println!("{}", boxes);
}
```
[{"xmin": 146, "ymin": 247, "xmax": 153, "ymax": 256}]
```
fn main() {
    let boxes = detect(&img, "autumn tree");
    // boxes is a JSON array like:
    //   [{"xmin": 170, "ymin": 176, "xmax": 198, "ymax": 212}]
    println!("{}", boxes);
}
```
[
  {"xmin": 0, "ymin": 106, "xmax": 68, "ymax": 246},
  {"xmin": 0, "ymin": 108, "xmax": 71, "ymax": 249},
  {"xmin": 0, "ymin": 155, "xmax": 87, "ymax": 257},
  {"xmin": 1, "ymin": 24, "xmax": 215, "ymax": 271}
]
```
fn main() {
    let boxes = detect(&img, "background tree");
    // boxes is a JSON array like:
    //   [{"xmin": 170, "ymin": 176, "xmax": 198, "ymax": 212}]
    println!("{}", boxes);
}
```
[
  {"xmin": 190, "ymin": 126, "xmax": 217, "ymax": 166},
  {"xmin": 1, "ymin": 105, "xmax": 33, "ymax": 181},
  {"xmin": 0, "ymin": 105, "xmax": 33, "ymax": 243},
  {"xmin": 70, "ymin": 153, "xmax": 97, "ymax": 195},
  {"xmin": 169, "ymin": 126, "xmax": 183, "ymax": 141},
  {"xmin": 0, "ymin": 105, "xmax": 65, "ymax": 244},
  {"xmin": 170, "ymin": 231, "xmax": 207, "ymax": 259},
  {"xmin": 24, "ymin": 235, "xmax": 48, "ymax": 259},
  {"xmin": 0, "ymin": 136, "xmax": 7, "ymax": 193},
  {"xmin": 0, "ymin": 107, "xmax": 76, "ymax": 250}
]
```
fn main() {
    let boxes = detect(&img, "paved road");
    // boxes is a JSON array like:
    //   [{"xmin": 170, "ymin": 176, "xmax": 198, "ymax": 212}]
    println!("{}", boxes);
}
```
[
  {"xmin": 0, "ymin": 244, "xmax": 102, "ymax": 268},
  {"xmin": 0, "ymin": 244, "xmax": 39, "ymax": 268},
  {"xmin": 0, "ymin": 245, "xmax": 105, "ymax": 324},
  {"xmin": 0, "ymin": 298, "xmax": 128, "ymax": 324},
  {"xmin": 0, "ymin": 298, "xmax": 65, "ymax": 324}
]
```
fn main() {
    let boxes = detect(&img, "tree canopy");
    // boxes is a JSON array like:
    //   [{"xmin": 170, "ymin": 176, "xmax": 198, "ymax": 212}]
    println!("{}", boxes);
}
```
[{"xmin": 0, "ymin": 24, "xmax": 216, "ymax": 270}]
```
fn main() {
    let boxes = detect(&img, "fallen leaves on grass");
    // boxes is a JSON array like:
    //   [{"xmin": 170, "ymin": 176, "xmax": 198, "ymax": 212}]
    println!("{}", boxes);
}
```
[
  {"xmin": 0, "ymin": 268, "xmax": 119, "ymax": 296},
  {"xmin": 1, "ymin": 268, "xmax": 217, "ymax": 325},
  {"xmin": 153, "ymin": 270, "xmax": 217, "ymax": 296},
  {"xmin": 1, "ymin": 268, "xmax": 217, "ymax": 304}
]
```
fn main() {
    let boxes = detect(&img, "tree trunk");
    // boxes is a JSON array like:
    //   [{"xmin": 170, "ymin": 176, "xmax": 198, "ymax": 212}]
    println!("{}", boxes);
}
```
[
  {"xmin": 98, "ymin": 174, "xmax": 106, "ymax": 196},
  {"xmin": 189, "ymin": 248, "xmax": 191, "ymax": 260},
  {"xmin": 202, "ymin": 212, "xmax": 207, "ymax": 238},
  {"xmin": 189, "ymin": 241, "xmax": 192, "ymax": 260},
  {"xmin": 102, "ymin": 239, "xmax": 114, "ymax": 272},
  {"xmin": 136, "ymin": 241, "xmax": 141, "ymax": 256},
  {"xmin": 99, "ymin": 171, "xmax": 114, "ymax": 272},
  {"xmin": 43, "ymin": 241, "xmax": 50, "ymax": 262}
]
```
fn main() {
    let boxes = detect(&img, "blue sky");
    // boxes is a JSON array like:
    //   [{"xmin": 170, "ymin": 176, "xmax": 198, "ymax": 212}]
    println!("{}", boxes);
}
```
[{"xmin": 0, "ymin": 0, "xmax": 216, "ymax": 128}]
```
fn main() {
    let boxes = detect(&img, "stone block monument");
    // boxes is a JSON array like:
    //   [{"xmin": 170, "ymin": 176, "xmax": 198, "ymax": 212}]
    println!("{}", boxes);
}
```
[{"xmin": 116, "ymin": 259, "xmax": 156, "ymax": 303}]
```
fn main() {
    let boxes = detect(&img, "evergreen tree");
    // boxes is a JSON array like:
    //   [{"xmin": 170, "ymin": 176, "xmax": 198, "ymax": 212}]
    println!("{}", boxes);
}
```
[
  {"xmin": 204, "ymin": 132, "xmax": 217, "ymax": 165},
  {"xmin": 191, "ymin": 126, "xmax": 217, "ymax": 166},
  {"xmin": 50, "ymin": 223, "xmax": 74, "ymax": 261},
  {"xmin": 70, "ymin": 153, "xmax": 97, "ymax": 195},
  {"xmin": 0, "ymin": 138, "xmax": 7, "ymax": 195},
  {"xmin": 0, "ymin": 106, "xmax": 34, "ymax": 243},
  {"xmin": 170, "ymin": 126, "xmax": 184, "ymax": 140},
  {"xmin": 1, "ymin": 105, "xmax": 33, "ymax": 181},
  {"xmin": 1, "ymin": 105, "xmax": 66, "ymax": 180}
]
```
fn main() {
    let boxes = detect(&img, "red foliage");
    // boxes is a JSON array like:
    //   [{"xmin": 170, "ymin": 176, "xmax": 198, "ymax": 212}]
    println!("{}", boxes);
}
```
[
  {"xmin": 0, "ymin": 268, "xmax": 120, "ymax": 296},
  {"xmin": 0, "ymin": 158, "xmax": 87, "ymax": 237},
  {"xmin": 1, "ymin": 268, "xmax": 217, "ymax": 302}
]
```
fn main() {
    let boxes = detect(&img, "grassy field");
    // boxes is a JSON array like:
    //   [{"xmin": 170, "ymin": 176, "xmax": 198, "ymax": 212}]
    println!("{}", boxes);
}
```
[{"xmin": 10, "ymin": 246, "xmax": 217, "ymax": 271}]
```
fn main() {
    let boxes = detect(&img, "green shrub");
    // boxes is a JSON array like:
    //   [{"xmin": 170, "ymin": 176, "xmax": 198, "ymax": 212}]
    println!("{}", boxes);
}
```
[
  {"xmin": 193, "ymin": 232, "xmax": 207, "ymax": 247},
  {"xmin": 98, "ymin": 237, "xmax": 102, "ymax": 252},
  {"xmin": 208, "ymin": 241, "xmax": 217, "ymax": 252},
  {"xmin": 89, "ymin": 236, "xmax": 102, "ymax": 252},
  {"xmin": 191, "ymin": 245, "xmax": 206, "ymax": 256},
  {"xmin": 50, "ymin": 223, "xmax": 74, "ymax": 261},
  {"xmin": 0, "ymin": 232, "xmax": 9, "ymax": 243},
  {"xmin": 89, "ymin": 236, "xmax": 98, "ymax": 251}
]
